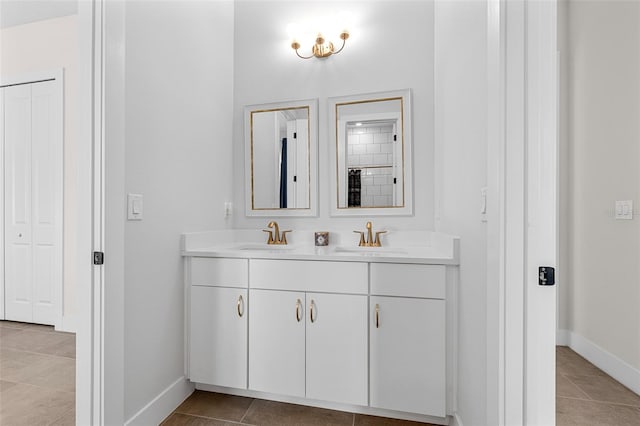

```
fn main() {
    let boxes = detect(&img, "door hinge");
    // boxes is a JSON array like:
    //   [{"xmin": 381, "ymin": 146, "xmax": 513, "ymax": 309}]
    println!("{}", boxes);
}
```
[
  {"xmin": 293, "ymin": 132, "xmax": 297, "ymax": 139},
  {"xmin": 538, "ymin": 266, "xmax": 555, "ymax": 286},
  {"xmin": 293, "ymin": 175, "xmax": 297, "ymax": 182},
  {"xmin": 393, "ymin": 177, "xmax": 397, "ymax": 184},
  {"xmin": 393, "ymin": 134, "xmax": 397, "ymax": 142},
  {"xmin": 93, "ymin": 251, "xmax": 104, "ymax": 265}
]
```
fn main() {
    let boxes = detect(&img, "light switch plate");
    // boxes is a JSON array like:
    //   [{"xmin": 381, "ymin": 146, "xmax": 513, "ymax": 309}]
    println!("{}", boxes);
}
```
[
  {"xmin": 615, "ymin": 200, "xmax": 633, "ymax": 220},
  {"xmin": 128, "ymin": 194, "xmax": 143, "ymax": 220},
  {"xmin": 480, "ymin": 187, "xmax": 488, "ymax": 222}
]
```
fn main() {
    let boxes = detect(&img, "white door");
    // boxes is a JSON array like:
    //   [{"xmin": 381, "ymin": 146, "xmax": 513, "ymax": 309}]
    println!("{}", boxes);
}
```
[
  {"xmin": 248, "ymin": 289, "xmax": 305, "ymax": 397},
  {"xmin": 370, "ymin": 296, "xmax": 446, "ymax": 417},
  {"xmin": 190, "ymin": 286, "xmax": 248, "ymax": 388},
  {"xmin": 2, "ymin": 80, "xmax": 62, "ymax": 325},
  {"xmin": 305, "ymin": 293, "xmax": 367, "ymax": 405}
]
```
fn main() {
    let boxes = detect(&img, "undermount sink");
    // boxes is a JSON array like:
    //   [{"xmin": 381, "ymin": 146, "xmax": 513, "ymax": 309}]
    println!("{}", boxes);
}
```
[
  {"xmin": 237, "ymin": 243, "xmax": 295, "ymax": 251},
  {"xmin": 332, "ymin": 246, "xmax": 408, "ymax": 256}
]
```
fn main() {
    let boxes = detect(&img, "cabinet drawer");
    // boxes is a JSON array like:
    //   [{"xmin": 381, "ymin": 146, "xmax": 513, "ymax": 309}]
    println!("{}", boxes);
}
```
[
  {"xmin": 370, "ymin": 263, "xmax": 445, "ymax": 299},
  {"xmin": 190, "ymin": 258, "xmax": 248, "ymax": 288},
  {"xmin": 250, "ymin": 259, "xmax": 368, "ymax": 294}
]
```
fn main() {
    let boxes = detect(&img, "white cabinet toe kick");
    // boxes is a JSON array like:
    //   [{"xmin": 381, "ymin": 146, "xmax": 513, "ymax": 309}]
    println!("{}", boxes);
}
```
[{"xmin": 184, "ymin": 256, "xmax": 457, "ymax": 425}]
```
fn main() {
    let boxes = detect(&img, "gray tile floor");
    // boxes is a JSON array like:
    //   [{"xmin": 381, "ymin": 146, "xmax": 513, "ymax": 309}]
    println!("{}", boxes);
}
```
[
  {"xmin": 556, "ymin": 346, "xmax": 640, "ymax": 426},
  {"xmin": 1, "ymin": 321, "xmax": 638, "ymax": 426},
  {"xmin": 0, "ymin": 320, "xmax": 75, "ymax": 425}
]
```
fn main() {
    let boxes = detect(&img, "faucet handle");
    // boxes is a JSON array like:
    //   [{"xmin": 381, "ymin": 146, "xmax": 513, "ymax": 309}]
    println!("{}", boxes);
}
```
[
  {"xmin": 262, "ymin": 229, "xmax": 274, "ymax": 244},
  {"xmin": 353, "ymin": 231, "xmax": 366, "ymax": 247},
  {"xmin": 374, "ymin": 231, "xmax": 387, "ymax": 247},
  {"xmin": 280, "ymin": 230, "xmax": 292, "ymax": 245}
]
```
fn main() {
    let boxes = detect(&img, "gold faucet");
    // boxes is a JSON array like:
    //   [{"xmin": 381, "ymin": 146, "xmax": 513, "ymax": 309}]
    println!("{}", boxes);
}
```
[
  {"xmin": 263, "ymin": 221, "xmax": 292, "ymax": 245},
  {"xmin": 353, "ymin": 221, "xmax": 387, "ymax": 247}
]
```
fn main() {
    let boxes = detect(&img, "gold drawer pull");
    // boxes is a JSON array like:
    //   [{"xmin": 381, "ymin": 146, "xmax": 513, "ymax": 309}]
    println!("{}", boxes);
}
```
[
  {"xmin": 310, "ymin": 300, "xmax": 316, "ymax": 323},
  {"xmin": 237, "ymin": 295, "xmax": 244, "ymax": 317},
  {"xmin": 296, "ymin": 299, "xmax": 302, "ymax": 322},
  {"xmin": 375, "ymin": 304, "xmax": 380, "ymax": 328}
]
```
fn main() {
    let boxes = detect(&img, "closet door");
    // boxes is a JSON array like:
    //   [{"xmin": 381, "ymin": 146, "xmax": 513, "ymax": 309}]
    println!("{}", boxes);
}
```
[
  {"xmin": 4, "ymin": 84, "xmax": 33, "ymax": 322},
  {"xmin": 4, "ymin": 80, "xmax": 62, "ymax": 325}
]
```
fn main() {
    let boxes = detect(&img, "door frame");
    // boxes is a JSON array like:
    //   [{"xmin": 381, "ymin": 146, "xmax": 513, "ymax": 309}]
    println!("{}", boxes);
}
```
[
  {"xmin": 487, "ymin": 0, "xmax": 558, "ymax": 424},
  {"xmin": 77, "ymin": 0, "xmax": 126, "ymax": 423},
  {"xmin": 77, "ymin": 0, "xmax": 104, "ymax": 423},
  {"xmin": 0, "ymin": 69, "xmax": 64, "ymax": 329},
  {"xmin": 81, "ymin": 0, "xmax": 559, "ymax": 424}
]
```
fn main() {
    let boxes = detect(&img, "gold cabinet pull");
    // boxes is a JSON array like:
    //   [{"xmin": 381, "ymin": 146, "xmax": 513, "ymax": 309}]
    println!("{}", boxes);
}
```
[
  {"xmin": 310, "ymin": 299, "xmax": 316, "ymax": 323},
  {"xmin": 375, "ymin": 304, "xmax": 380, "ymax": 328},
  {"xmin": 237, "ymin": 295, "xmax": 244, "ymax": 317},
  {"xmin": 296, "ymin": 299, "xmax": 302, "ymax": 322}
]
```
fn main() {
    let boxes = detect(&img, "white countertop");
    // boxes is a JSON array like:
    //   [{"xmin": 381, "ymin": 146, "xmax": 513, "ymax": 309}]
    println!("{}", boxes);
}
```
[{"xmin": 181, "ymin": 230, "xmax": 460, "ymax": 265}]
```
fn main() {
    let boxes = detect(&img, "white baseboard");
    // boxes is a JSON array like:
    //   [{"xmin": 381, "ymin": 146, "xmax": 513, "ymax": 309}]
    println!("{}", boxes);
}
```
[
  {"xmin": 450, "ymin": 412, "xmax": 464, "ymax": 426},
  {"xmin": 56, "ymin": 314, "xmax": 77, "ymax": 333},
  {"xmin": 125, "ymin": 377, "xmax": 194, "ymax": 426},
  {"xmin": 557, "ymin": 329, "xmax": 640, "ymax": 396}
]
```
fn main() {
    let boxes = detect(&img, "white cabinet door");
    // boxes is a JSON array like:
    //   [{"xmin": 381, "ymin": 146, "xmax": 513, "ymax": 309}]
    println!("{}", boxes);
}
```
[
  {"xmin": 190, "ymin": 286, "xmax": 247, "ymax": 388},
  {"xmin": 306, "ymin": 293, "xmax": 368, "ymax": 405},
  {"xmin": 249, "ymin": 289, "xmax": 305, "ymax": 397},
  {"xmin": 370, "ymin": 296, "xmax": 446, "ymax": 416}
]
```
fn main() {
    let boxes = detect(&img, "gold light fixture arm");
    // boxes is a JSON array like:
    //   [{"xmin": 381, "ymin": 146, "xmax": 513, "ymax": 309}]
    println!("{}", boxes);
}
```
[{"xmin": 332, "ymin": 31, "xmax": 349, "ymax": 55}]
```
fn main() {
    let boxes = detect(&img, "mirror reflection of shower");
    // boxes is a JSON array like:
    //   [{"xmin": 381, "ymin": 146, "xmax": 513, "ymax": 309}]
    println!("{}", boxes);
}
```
[{"xmin": 345, "ymin": 119, "xmax": 401, "ymax": 208}]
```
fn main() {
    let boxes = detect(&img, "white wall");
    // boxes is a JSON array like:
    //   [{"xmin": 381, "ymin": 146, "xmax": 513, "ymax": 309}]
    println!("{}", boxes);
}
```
[
  {"xmin": 0, "ymin": 15, "xmax": 79, "ymax": 329},
  {"xmin": 559, "ymin": 0, "xmax": 640, "ymax": 372},
  {"xmin": 232, "ymin": 0, "xmax": 435, "ymax": 233},
  {"xmin": 434, "ymin": 1, "xmax": 489, "ymax": 425},
  {"xmin": 123, "ymin": 0, "xmax": 234, "ymax": 420}
]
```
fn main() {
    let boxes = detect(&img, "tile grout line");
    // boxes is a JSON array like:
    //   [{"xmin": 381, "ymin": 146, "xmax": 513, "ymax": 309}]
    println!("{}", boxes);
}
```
[
  {"xmin": 557, "ymin": 395, "xmax": 640, "ymax": 409},
  {"xmin": 0, "ymin": 379, "xmax": 76, "ymax": 395},
  {"xmin": 3, "ymin": 351, "xmax": 76, "ymax": 360},
  {"xmin": 560, "ymin": 374, "xmax": 595, "ymax": 401},
  {"xmin": 239, "ymin": 398, "xmax": 256, "ymax": 424},
  {"xmin": 172, "ymin": 412, "xmax": 257, "ymax": 426},
  {"xmin": 0, "ymin": 346, "xmax": 76, "ymax": 360},
  {"xmin": 560, "ymin": 370, "xmax": 640, "ymax": 405}
]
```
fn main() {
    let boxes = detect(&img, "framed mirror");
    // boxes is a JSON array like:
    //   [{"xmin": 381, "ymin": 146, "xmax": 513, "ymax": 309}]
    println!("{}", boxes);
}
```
[
  {"xmin": 329, "ymin": 89, "xmax": 413, "ymax": 216},
  {"xmin": 244, "ymin": 99, "xmax": 318, "ymax": 217}
]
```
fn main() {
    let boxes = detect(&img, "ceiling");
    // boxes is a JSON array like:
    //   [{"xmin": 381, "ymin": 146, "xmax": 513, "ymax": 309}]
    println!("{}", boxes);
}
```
[{"xmin": 1, "ymin": 0, "xmax": 77, "ymax": 29}]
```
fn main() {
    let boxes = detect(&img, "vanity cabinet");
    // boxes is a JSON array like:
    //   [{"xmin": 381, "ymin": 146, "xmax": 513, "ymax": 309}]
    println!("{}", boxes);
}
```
[
  {"xmin": 188, "ymin": 258, "xmax": 248, "ymax": 389},
  {"xmin": 248, "ymin": 260, "xmax": 368, "ymax": 406},
  {"xmin": 185, "ymin": 253, "xmax": 453, "ymax": 423},
  {"xmin": 370, "ymin": 263, "xmax": 446, "ymax": 417}
]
